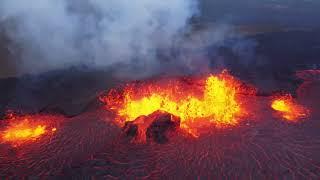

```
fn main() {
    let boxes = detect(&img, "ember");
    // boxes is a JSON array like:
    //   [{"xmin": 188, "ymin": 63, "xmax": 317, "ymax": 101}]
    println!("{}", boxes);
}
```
[
  {"xmin": 101, "ymin": 70, "xmax": 251, "ymax": 136},
  {"xmin": 271, "ymin": 94, "xmax": 310, "ymax": 121},
  {"xmin": 1, "ymin": 114, "xmax": 58, "ymax": 145}
]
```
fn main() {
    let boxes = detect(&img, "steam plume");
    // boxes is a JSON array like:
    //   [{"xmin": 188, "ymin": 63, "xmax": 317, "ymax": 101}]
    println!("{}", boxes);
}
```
[{"xmin": 0, "ymin": 0, "xmax": 198, "ymax": 77}]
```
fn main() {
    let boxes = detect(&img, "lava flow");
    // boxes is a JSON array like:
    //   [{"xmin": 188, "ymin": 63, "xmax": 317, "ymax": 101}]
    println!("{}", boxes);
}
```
[
  {"xmin": 101, "ymin": 70, "xmax": 255, "ymax": 136},
  {"xmin": 271, "ymin": 94, "xmax": 310, "ymax": 121},
  {"xmin": 0, "ymin": 113, "xmax": 58, "ymax": 146}
]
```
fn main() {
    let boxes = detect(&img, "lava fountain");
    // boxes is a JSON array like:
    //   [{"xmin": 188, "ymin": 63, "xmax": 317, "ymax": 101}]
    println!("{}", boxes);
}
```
[
  {"xmin": 271, "ymin": 94, "xmax": 310, "ymax": 121},
  {"xmin": 0, "ymin": 113, "xmax": 58, "ymax": 146},
  {"xmin": 101, "ymin": 70, "xmax": 255, "ymax": 136}
]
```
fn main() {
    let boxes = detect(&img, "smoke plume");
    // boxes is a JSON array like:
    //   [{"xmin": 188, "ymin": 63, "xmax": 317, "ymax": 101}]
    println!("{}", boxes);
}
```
[{"xmin": 0, "ymin": 0, "xmax": 199, "ymax": 77}]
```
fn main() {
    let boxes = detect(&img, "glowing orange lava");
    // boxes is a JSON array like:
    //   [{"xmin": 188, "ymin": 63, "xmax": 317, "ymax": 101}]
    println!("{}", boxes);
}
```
[
  {"xmin": 102, "ymin": 70, "xmax": 253, "ymax": 136},
  {"xmin": 1, "ymin": 114, "xmax": 58, "ymax": 145},
  {"xmin": 271, "ymin": 94, "xmax": 310, "ymax": 121}
]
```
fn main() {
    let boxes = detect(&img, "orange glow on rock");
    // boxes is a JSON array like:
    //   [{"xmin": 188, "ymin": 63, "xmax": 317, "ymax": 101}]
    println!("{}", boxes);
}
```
[
  {"xmin": 1, "ymin": 114, "xmax": 58, "ymax": 145},
  {"xmin": 271, "ymin": 94, "xmax": 310, "ymax": 121},
  {"xmin": 101, "ymin": 70, "xmax": 253, "ymax": 136}
]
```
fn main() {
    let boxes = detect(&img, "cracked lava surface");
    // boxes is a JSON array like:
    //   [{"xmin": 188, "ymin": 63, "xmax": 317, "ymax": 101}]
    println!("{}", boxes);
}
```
[{"xmin": 0, "ymin": 73, "xmax": 320, "ymax": 178}]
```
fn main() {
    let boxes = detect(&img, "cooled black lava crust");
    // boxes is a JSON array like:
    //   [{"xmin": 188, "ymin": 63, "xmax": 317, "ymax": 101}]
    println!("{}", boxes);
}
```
[{"xmin": 0, "ymin": 98, "xmax": 320, "ymax": 179}]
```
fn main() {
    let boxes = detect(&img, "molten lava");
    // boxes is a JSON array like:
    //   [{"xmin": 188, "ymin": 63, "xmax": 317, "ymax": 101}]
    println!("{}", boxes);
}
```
[
  {"xmin": 1, "ymin": 113, "xmax": 58, "ymax": 145},
  {"xmin": 271, "ymin": 94, "xmax": 310, "ymax": 121},
  {"xmin": 102, "ymin": 70, "xmax": 253, "ymax": 136}
]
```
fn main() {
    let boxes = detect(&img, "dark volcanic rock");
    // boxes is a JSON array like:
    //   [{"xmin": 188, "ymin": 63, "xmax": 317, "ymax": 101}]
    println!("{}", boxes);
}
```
[
  {"xmin": 0, "ymin": 67, "xmax": 118, "ymax": 118},
  {"xmin": 122, "ymin": 111, "xmax": 181, "ymax": 144},
  {"xmin": 122, "ymin": 121, "xmax": 139, "ymax": 140},
  {"xmin": 146, "ymin": 113, "xmax": 180, "ymax": 144}
]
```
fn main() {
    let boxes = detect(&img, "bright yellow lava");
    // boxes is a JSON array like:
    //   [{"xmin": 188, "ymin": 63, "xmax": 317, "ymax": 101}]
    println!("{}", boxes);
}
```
[
  {"xmin": 103, "ymin": 71, "xmax": 247, "ymax": 136},
  {"xmin": 271, "ymin": 100, "xmax": 290, "ymax": 112},
  {"xmin": 2, "ymin": 119, "xmax": 49, "ymax": 143},
  {"xmin": 271, "ymin": 95, "xmax": 309, "ymax": 121},
  {"xmin": 119, "ymin": 75, "xmax": 241, "ymax": 125}
]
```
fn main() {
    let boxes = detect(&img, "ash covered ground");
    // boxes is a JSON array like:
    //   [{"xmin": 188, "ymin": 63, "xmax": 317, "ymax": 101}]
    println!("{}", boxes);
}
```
[{"xmin": 0, "ymin": 30, "xmax": 320, "ymax": 178}]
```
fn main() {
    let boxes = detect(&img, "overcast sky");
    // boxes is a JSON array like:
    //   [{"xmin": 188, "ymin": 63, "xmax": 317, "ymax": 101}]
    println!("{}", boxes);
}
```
[{"xmin": 200, "ymin": 0, "xmax": 320, "ymax": 28}]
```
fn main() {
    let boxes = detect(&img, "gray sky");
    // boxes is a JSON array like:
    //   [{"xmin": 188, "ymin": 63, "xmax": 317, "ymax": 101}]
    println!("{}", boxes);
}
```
[{"xmin": 199, "ymin": 0, "xmax": 320, "ymax": 28}]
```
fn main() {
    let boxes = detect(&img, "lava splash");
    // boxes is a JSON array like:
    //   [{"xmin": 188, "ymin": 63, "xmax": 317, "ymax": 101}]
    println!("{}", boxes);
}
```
[
  {"xmin": 1, "ymin": 113, "xmax": 58, "ymax": 146},
  {"xmin": 101, "ymin": 70, "xmax": 254, "ymax": 136},
  {"xmin": 271, "ymin": 94, "xmax": 310, "ymax": 121}
]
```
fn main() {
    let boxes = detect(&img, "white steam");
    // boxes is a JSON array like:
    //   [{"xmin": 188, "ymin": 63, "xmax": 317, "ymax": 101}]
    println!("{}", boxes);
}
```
[{"xmin": 0, "ymin": 0, "xmax": 198, "ymax": 76}]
